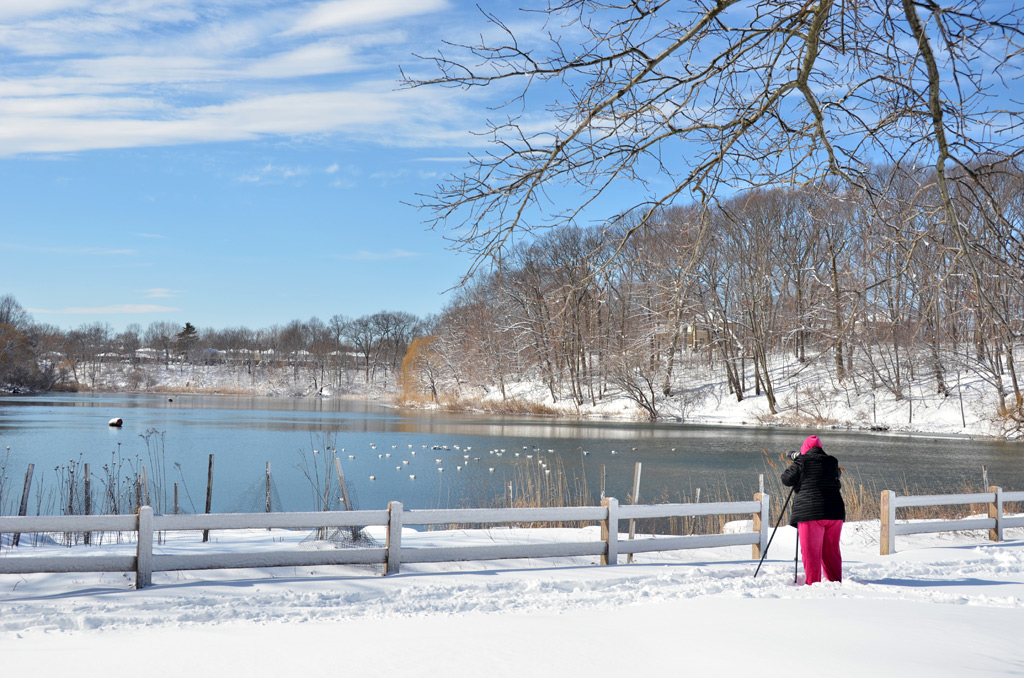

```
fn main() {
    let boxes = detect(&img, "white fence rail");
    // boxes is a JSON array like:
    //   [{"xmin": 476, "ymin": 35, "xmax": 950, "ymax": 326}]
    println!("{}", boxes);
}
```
[
  {"xmin": 0, "ymin": 494, "xmax": 771, "ymax": 588},
  {"xmin": 880, "ymin": 486, "xmax": 1024, "ymax": 554}
]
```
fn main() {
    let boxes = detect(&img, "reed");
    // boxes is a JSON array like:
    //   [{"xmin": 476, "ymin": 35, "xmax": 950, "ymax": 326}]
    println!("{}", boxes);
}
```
[
  {"xmin": 431, "ymin": 395, "xmax": 562, "ymax": 416},
  {"xmin": 629, "ymin": 483, "xmax": 738, "ymax": 536},
  {"xmin": 429, "ymin": 454, "xmax": 594, "ymax": 531},
  {"xmin": 295, "ymin": 433, "xmax": 346, "ymax": 539},
  {"xmin": 507, "ymin": 455, "xmax": 590, "ymax": 519}
]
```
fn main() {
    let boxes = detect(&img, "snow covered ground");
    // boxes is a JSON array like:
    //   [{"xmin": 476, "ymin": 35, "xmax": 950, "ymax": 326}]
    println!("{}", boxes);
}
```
[{"xmin": 3, "ymin": 520, "xmax": 1023, "ymax": 677}]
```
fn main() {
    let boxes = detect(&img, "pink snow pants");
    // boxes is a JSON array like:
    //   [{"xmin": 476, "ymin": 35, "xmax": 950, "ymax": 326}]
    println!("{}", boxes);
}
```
[{"xmin": 798, "ymin": 519, "xmax": 843, "ymax": 585}]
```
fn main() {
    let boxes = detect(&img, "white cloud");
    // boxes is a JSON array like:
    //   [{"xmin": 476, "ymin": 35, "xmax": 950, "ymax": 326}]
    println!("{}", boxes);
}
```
[
  {"xmin": 0, "ymin": 95, "xmax": 160, "ymax": 117},
  {"xmin": 143, "ymin": 288, "xmax": 180, "ymax": 298},
  {"xmin": 61, "ymin": 54, "xmax": 225, "ymax": 86},
  {"xmin": 0, "ymin": 84, "xmax": 483, "ymax": 156},
  {"xmin": 369, "ymin": 168, "xmax": 408, "ymax": 181},
  {"xmin": 0, "ymin": 0, "xmax": 91, "ymax": 21},
  {"xmin": 0, "ymin": 0, "xmax": 486, "ymax": 157},
  {"xmin": 325, "ymin": 163, "xmax": 339, "ymax": 174},
  {"xmin": 0, "ymin": 5, "xmax": 199, "ymax": 57},
  {"xmin": 285, "ymin": 0, "xmax": 450, "ymax": 36},
  {"xmin": 243, "ymin": 41, "xmax": 362, "ymax": 79},
  {"xmin": 238, "ymin": 161, "xmax": 310, "ymax": 183}
]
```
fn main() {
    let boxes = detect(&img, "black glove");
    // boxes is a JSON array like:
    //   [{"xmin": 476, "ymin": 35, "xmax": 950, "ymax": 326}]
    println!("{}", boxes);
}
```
[{"xmin": 788, "ymin": 450, "xmax": 799, "ymax": 461}]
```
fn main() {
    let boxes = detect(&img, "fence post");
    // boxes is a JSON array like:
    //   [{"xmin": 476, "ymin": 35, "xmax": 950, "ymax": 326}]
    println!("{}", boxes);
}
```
[
  {"xmin": 386, "ymin": 501, "xmax": 403, "ymax": 575},
  {"xmin": 13, "ymin": 463, "xmax": 35, "ymax": 547},
  {"xmin": 136, "ymin": 505, "xmax": 154, "ymax": 589},
  {"xmin": 880, "ymin": 490, "xmax": 896, "ymax": 555},
  {"xmin": 266, "ymin": 462, "xmax": 272, "ymax": 514},
  {"xmin": 989, "ymin": 486, "xmax": 1003, "ymax": 542},
  {"xmin": 202, "ymin": 454, "xmax": 214, "ymax": 543},
  {"xmin": 84, "ymin": 463, "xmax": 92, "ymax": 546},
  {"xmin": 601, "ymin": 497, "xmax": 619, "ymax": 566},
  {"xmin": 626, "ymin": 462, "xmax": 642, "ymax": 564},
  {"xmin": 752, "ymin": 492, "xmax": 770, "ymax": 559}
]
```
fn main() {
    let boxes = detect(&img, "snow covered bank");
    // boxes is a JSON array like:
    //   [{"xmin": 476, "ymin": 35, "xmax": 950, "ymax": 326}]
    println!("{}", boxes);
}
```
[
  {"xmin": 479, "ymin": 363, "xmax": 1015, "ymax": 441},
  {"xmin": 3, "ymin": 521, "xmax": 1023, "ymax": 676},
  {"xmin": 79, "ymin": 353, "xmax": 1022, "ymax": 441}
]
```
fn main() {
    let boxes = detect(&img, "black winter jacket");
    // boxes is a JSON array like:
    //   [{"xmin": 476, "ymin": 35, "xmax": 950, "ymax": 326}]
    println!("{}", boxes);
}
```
[{"xmin": 780, "ymin": 447, "xmax": 846, "ymax": 526}]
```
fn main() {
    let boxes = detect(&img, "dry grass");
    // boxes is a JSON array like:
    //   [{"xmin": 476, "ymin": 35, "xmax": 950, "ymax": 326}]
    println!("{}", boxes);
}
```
[
  {"xmin": 391, "ymin": 392, "xmax": 564, "ymax": 416},
  {"xmin": 483, "ymin": 398, "xmax": 562, "ymax": 416},
  {"xmin": 629, "ymin": 484, "xmax": 740, "ymax": 536},
  {"xmin": 393, "ymin": 391, "xmax": 433, "ymax": 408},
  {"xmin": 507, "ymin": 455, "xmax": 589, "ymax": 514},
  {"xmin": 443, "ymin": 395, "xmax": 562, "ymax": 416}
]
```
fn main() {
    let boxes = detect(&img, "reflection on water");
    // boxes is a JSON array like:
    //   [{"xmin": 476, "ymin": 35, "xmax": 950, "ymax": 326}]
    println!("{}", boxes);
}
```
[{"xmin": 0, "ymin": 393, "xmax": 1020, "ymax": 516}]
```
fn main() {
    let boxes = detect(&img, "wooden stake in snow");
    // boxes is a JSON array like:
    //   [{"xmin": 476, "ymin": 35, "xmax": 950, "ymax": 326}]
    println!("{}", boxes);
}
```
[
  {"xmin": 12, "ymin": 463, "xmax": 34, "ymax": 547},
  {"xmin": 68, "ymin": 464, "xmax": 75, "ymax": 517},
  {"xmin": 84, "ymin": 463, "xmax": 92, "ymax": 545},
  {"xmin": 626, "ymin": 461, "xmax": 642, "ymax": 564},
  {"xmin": 265, "ymin": 462, "xmax": 272, "ymax": 514},
  {"xmin": 203, "ymin": 454, "xmax": 214, "ymax": 543}
]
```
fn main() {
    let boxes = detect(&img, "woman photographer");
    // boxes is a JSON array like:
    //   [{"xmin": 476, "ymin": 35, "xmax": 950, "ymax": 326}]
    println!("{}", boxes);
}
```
[{"xmin": 781, "ymin": 434, "xmax": 846, "ymax": 585}]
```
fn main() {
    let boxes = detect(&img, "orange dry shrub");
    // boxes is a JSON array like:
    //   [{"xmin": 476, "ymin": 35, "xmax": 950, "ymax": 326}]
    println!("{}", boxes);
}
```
[{"xmin": 399, "ymin": 335, "xmax": 441, "ymax": 406}]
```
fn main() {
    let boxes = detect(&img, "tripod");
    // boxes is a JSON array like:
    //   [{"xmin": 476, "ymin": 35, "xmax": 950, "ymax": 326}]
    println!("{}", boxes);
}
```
[{"xmin": 754, "ymin": 486, "xmax": 797, "ymax": 579}]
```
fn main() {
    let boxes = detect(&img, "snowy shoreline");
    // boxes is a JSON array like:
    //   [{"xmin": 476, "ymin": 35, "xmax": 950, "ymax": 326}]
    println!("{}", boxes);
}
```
[
  {"xmin": 37, "ymin": 380, "xmax": 1014, "ymax": 444},
  {"xmin": 3, "ymin": 520, "xmax": 1023, "ymax": 676}
]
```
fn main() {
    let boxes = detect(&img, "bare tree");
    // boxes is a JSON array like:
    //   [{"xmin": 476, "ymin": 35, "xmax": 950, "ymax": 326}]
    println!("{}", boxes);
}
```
[
  {"xmin": 117, "ymin": 323, "xmax": 143, "ymax": 367},
  {"xmin": 372, "ymin": 311, "xmax": 423, "ymax": 385},
  {"xmin": 0, "ymin": 295, "xmax": 52, "ymax": 389},
  {"xmin": 303, "ymin": 316, "xmax": 336, "ymax": 394},
  {"xmin": 344, "ymin": 315, "xmax": 379, "ymax": 384},
  {"xmin": 0, "ymin": 294, "xmax": 29, "ymax": 330},
  {"xmin": 405, "ymin": 0, "xmax": 1024, "ymax": 316},
  {"xmin": 62, "ymin": 322, "xmax": 112, "ymax": 388},
  {"xmin": 145, "ymin": 320, "xmax": 179, "ymax": 367}
]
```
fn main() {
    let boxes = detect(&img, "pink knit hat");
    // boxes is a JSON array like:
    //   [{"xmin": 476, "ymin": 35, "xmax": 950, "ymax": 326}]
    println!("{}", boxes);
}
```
[{"xmin": 800, "ymin": 435, "xmax": 822, "ymax": 455}]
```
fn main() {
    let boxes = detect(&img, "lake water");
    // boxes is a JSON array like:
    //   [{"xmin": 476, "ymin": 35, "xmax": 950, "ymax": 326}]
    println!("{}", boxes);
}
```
[{"xmin": 1, "ymin": 393, "xmax": 1020, "ymax": 516}]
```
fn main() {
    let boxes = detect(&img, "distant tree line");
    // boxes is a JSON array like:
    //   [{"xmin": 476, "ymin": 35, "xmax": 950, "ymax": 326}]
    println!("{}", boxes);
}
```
[
  {"xmin": 0, "ymin": 296, "xmax": 431, "ymax": 395},
  {"xmin": 5, "ymin": 167, "xmax": 1023, "ymax": 435},
  {"xmin": 411, "ymin": 166, "xmax": 1023, "ymax": 432}
]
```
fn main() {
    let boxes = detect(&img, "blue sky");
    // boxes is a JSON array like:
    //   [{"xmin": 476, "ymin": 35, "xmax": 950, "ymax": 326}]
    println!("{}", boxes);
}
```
[{"xmin": 0, "ymin": 0, "xmax": 547, "ymax": 332}]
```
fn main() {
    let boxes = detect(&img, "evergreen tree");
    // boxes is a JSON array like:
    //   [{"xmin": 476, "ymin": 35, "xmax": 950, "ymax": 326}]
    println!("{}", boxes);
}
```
[{"xmin": 176, "ymin": 322, "xmax": 199, "ymax": 361}]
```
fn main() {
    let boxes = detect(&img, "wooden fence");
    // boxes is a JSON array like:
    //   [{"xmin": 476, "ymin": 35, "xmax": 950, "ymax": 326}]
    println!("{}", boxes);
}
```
[
  {"xmin": 0, "ymin": 494, "xmax": 771, "ymax": 589},
  {"xmin": 880, "ymin": 486, "xmax": 1024, "ymax": 554}
]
